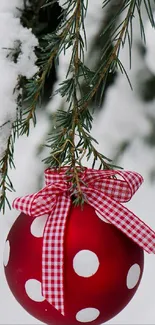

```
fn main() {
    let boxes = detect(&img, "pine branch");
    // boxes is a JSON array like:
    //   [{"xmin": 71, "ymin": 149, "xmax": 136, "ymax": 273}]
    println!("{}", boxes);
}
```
[
  {"xmin": 79, "ymin": 0, "xmax": 139, "ymax": 111},
  {"xmin": 0, "ymin": 133, "xmax": 15, "ymax": 213},
  {"xmin": 43, "ymin": 0, "xmax": 122, "ymax": 201},
  {"xmin": 1, "ymin": 0, "xmax": 155, "ymax": 212},
  {"xmin": 69, "ymin": 0, "xmax": 84, "ymax": 202},
  {"xmin": 43, "ymin": 0, "xmax": 155, "ymax": 205},
  {"xmin": 18, "ymin": 1, "xmax": 83, "ymax": 135},
  {"xmin": 18, "ymin": 44, "xmax": 58, "ymax": 135}
]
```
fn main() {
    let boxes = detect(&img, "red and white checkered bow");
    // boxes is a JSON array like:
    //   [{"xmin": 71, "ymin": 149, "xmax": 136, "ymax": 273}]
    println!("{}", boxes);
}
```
[{"xmin": 13, "ymin": 168, "xmax": 155, "ymax": 316}]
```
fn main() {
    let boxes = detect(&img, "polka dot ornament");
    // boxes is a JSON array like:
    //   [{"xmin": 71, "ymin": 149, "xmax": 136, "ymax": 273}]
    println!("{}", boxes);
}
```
[{"xmin": 4, "ymin": 203, "xmax": 144, "ymax": 325}]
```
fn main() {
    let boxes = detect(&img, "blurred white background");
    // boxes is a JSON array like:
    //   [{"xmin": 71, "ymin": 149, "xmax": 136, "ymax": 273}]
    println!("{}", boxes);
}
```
[{"xmin": 1, "ymin": 0, "xmax": 155, "ymax": 324}]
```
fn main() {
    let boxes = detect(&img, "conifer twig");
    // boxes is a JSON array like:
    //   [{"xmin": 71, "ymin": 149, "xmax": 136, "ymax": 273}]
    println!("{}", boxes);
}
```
[
  {"xmin": 1, "ymin": 0, "xmax": 155, "ymax": 212},
  {"xmin": 79, "ymin": 0, "xmax": 136, "ymax": 112},
  {"xmin": 69, "ymin": 0, "xmax": 83, "ymax": 202},
  {"xmin": 0, "ymin": 134, "xmax": 15, "ymax": 212}
]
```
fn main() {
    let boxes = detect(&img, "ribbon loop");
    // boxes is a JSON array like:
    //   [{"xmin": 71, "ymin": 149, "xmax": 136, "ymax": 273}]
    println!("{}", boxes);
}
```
[
  {"xmin": 83, "ymin": 169, "xmax": 143, "ymax": 202},
  {"xmin": 13, "ymin": 168, "xmax": 155, "ymax": 316},
  {"xmin": 83, "ymin": 187, "xmax": 155, "ymax": 254}
]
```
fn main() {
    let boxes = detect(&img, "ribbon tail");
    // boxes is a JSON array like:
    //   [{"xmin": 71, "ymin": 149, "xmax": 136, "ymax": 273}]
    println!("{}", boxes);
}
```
[
  {"xmin": 85, "ymin": 189, "xmax": 155, "ymax": 254},
  {"xmin": 42, "ymin": 194, "xmax": 71, "ymax": 316}
]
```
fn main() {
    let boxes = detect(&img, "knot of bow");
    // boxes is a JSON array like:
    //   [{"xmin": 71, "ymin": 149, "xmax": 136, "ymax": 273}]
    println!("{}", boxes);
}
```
[{"xmin": 13, "ymin": 168, "xmax": 155, "ymax": 316}]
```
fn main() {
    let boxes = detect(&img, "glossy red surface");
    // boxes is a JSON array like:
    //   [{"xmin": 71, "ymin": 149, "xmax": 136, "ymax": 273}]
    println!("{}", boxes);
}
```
[{"xmin": 4, "ymin": 203, "xmax": 144, "ymax": 325}]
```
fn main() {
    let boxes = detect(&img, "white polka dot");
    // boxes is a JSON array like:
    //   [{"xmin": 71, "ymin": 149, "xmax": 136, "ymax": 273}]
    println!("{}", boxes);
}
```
[
  {"xmin": 95, "ymin": 210, "xmax": 110, "ymax": 223},
  {"xmin": 76, "ymin": 308, "xmax": 100, "ymax": 322},
  {"xmin": 30, "ymin": 214, "xmax": 48, "ymax": 238},
  {"xmin": 73, "ymin": 250, "xmax": 99, "ymax": 277},
  {"xmin": 126, "ymin": 264, "xmax": 141, "ymax": 289},
  {"xmin": 3, "ymin": 240, "xmax": 10, "ymax": 267},
  {"xmin": 25, "ymin": 279, "xmax": 45, "ymax": 302}
]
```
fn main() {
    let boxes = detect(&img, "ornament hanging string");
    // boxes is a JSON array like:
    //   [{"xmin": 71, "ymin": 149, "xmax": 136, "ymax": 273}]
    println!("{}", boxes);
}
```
[{"xmin": 13, "ymin": 168, "xmax": 155, "ymax": 316}]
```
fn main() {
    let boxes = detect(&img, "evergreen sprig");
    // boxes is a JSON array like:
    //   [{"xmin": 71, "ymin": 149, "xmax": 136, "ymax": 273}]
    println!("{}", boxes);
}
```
[
  {"xmin": 0, "ymin": 132, "xmax": 15, "ymax": 213},
  {"xmin": 17, "ymin": 0, "xmax": 87, "ymax": 135},
  {"xmin": 43, "ymin": 0, "xmax": 155, "ymax": 203},
  {"xmin": 1, "ymin": 0, "xmax": 155, "ymax": 211}
]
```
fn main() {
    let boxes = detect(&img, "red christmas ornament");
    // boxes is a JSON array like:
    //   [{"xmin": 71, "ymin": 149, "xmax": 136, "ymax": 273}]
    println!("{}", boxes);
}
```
[{"xmin": 3, "ymin": 168, "xmax": 155, "ymax": 325}]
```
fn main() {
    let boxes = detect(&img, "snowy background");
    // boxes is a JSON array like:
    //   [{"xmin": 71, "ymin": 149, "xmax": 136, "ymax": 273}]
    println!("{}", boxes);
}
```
[{"xmin": 1, "ymin": 0, "xmax": 155, "ymax": 324}]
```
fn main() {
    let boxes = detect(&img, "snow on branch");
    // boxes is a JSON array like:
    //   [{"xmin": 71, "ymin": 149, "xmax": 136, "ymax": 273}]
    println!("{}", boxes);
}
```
[{"xmin": 0, "ymin": 0, "xmax": 38, "ymax": 210}]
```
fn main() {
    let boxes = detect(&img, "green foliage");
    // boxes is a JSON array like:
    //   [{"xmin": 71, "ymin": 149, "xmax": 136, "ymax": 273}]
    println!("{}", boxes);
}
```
[
  {"xmin": 0, "ymin": 132, "xmax": 15, "ymax": 213},
  {"xmin": 1, "ymin": 0, "xmax": 155, "ymax": 210}
]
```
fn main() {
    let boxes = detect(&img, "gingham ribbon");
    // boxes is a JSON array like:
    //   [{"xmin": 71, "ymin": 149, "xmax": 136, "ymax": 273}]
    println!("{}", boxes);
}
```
[{"xmin": 13, "ymin": 168, "xmax": 155, "ymax": 316}]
